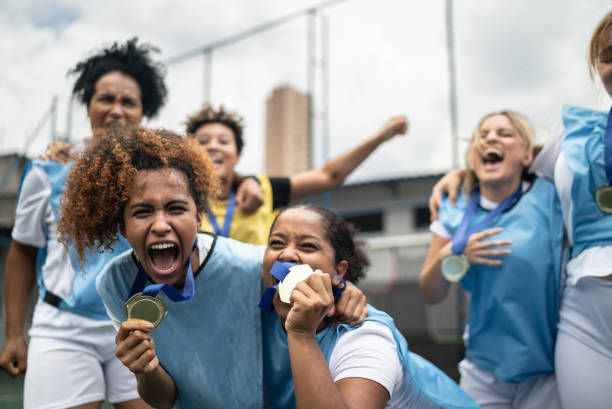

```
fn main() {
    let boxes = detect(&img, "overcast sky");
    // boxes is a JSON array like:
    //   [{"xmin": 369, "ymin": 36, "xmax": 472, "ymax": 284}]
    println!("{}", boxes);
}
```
[{"xmin": 1, "ymin": 0, "xmax": 611, "ymax": 183}]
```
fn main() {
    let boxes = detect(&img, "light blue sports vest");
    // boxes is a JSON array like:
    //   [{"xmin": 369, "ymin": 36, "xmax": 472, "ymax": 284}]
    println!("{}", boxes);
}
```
[
  {"xmin": 439, "ymin": 178, "xmax": 563, "ymax": 383},
  {"xmin": 262, "ymin": 305, "xmax": 480, "ymax": 409},
  {"xmin": 96, "ymin": 234, "xmax": 263, "ymax": 409},
  {"xmin": 561, "ymin": 105, "xmax": 612, "ymax": 257},
  {"xmin": 21, "ymin": 159, "xmax": 130, "ymax": 320}
]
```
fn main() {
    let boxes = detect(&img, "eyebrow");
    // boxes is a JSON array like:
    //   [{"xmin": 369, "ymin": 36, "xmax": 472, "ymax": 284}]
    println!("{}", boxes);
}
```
[{"xmin": 129, "ymin": 199, "xmax": 190, "ymax": 210}]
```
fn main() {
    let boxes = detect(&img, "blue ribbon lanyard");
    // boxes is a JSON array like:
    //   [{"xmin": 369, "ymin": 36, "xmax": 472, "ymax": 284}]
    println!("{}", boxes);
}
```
[
  {"xmin": 127, "ymin": 239, "xmax": 198, "ymax": 302},
  {"xmin": 206, "ymin": 190, "xmax": 236, "ymax": 237},
  {"xmin": 450, "ymin": 185, "xmax": 522, "ymax": 255},
  {"xmin": 258, "ymin": 261, "xmax": 346, "ymax": 311},
  {"xmin": 603, "ymin": 107, "xmax": 612, "ymax": 185}
]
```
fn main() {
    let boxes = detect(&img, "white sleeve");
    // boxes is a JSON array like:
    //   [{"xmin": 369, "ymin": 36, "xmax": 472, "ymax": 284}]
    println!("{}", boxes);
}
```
[
  {"xmin": 329, "ymin": 321, "xmax": 403, "ymax": 398},
  {"xmin": 429, "ymin": 220, "xmax": 451, "ymax": 240},
  {"xmin": 530, "ymin": 125, "xmax": 563, "ymax": 181},
  {"xmin": 11, "ymin": 166, "xmax": 51, "ymax": 248}
]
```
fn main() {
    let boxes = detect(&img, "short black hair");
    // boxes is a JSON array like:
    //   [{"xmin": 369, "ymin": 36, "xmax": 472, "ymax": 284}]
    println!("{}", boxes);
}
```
[
  {"xmin": 69, "ymin": 37, "xmax": 167, "ymax": 118},
  {"xmin": 272, "ymin": 204, "xmax": 370, "ymax": 284}
]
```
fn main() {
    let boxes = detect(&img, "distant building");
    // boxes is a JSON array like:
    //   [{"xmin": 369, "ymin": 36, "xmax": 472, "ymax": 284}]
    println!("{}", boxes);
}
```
[{"xmin": 265, "ymin": 86, "xmax": 310, "ymax": 175}]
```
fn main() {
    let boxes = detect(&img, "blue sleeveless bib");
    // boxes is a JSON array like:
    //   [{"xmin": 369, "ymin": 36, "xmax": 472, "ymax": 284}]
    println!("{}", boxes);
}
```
[
  {"xmin": 438, "ymin": 178, "xmax": 563, "ymax": 382},
  {"xmin": 262, "ymin": 305, "xmax": 479, "ymax": 409},
  {"xmin": 22, "ymin": 159, "xmax": 130, "ymax": 320},
  {"xmin": 96, "ymin": 234, "xmax": 263, "ymax": 409},
  {"xmin": 560, "ymin": 105, "xmax": 612, "ymax": 257}
]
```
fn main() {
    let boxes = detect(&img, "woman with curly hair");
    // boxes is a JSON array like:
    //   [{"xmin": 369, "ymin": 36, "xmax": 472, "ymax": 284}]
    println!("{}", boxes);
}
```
[
  {"xmin": 0, "ymin": 38, "xmax": 166, "ymax": 409},
  {"xmin": 186, "ymin": 103, "xmax": 408, "ymax": 245},
  {"xmin": 58, "ymin": 126, "xmax": 367, "ymax": 408}
]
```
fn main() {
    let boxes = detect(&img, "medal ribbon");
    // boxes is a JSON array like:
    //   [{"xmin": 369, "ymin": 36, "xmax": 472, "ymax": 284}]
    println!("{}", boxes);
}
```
[
  {"xmin": 206, "ymin": 190, "xmax": 236, "ymax": 237},
  {"xmin": 450, "ymin": 185, "xmax": 522, "ymax": 255},
  {"xmin": 258, "ymin": 261, "xmax": 347, "ymax": 311},
  {"xmin": 603, "ymin": 107, "xmax": 612, "ymax": 185},
  {"xmin": 127, "ymin": 239, "xmax": 198, "ymax": 302}
]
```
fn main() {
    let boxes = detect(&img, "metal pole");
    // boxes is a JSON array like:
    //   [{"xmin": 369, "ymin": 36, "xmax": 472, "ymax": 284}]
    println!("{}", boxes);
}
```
[
  {"xmin": 65, "ymin": 95, "xmax": 74, "ymax": 142},
  {"xmin": 321, "ymin": 14, "xmax": 331, "ymax": 208},
  {"xmin": 445, "ymin": 0, "xmax": 459, "ymax": 169},
  {"xmin": 307, "ymin": 9, "xmax": 317, "ymax": 169},
  {"xmin": 203, "ymin": 49, "xmax": 213, "ymax": 103},
  {"xmin": 50, "ymin": 95, "xmax": 58, "ymax": 142}
]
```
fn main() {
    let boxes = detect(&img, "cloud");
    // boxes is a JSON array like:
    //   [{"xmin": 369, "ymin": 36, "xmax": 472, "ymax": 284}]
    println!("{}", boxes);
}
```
[{"xmin": 1, "ymin": 0, "xmax": 610, "ymax": 182}]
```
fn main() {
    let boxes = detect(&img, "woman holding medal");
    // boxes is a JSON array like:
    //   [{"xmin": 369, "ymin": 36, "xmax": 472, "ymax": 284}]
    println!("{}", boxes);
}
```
[
  {"xmin": 0, "ymin": 38, "xmax": 165, "ymax": 409},
  {"xmin": 419, "ymin": 111, "xmax": 564, "ymax": 408},
  {"xmin": 186, "ymin": 103, "xmax": 408, "ymax": 245},
  {"xmin": 57, "ymin": 126, "xmax": 368, "ymax": 408},
  {"xmin": 258, "ymin": 204, "xmax": 479, "ymax": 409},
  {"xmin": 426, "ymin": 11, "xmax": 612, "ymax": 409}
]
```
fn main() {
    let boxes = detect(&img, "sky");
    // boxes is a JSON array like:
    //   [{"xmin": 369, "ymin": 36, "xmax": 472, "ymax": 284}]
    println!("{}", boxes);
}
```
[{"xmin": 1, "ymin": 0, "xmax": 611, "ymax": 184}]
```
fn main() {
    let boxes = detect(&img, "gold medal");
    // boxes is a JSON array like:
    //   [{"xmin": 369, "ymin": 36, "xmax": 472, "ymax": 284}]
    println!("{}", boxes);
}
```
[
  {"xmin": 441, "ymin": 253, "xmax": 470, "ymax": 282},
  {"xmin": 124, "ymin": 293, "xmax": 168, "ymax": 329},
  {"xmin": 595, "ymin": 184, "xmax": 612, "ymax": 214}
]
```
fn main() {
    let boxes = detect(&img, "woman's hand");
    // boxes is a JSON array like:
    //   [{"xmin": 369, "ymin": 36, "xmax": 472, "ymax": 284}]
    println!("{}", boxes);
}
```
[
  {"xmin": 285, "ymin": 271, "xmax": 334, "ymax": 336},
  {"xmin": 115, "ymin": 320, "xmax": 159, "ymax": 375},
  {"xmin": 377, "ymin": 116, "xmax": 409, "ymax": 142},
  {"xmin": 428, "ymin": 169, "xmax": 466, "ymax": 221},
  {"xmin": 40, "ymin": 141, "xmax": 73, "ymax": 164},
  {"xmin": 463, "ymin": 227, "xmax": 511, "ymax": 266},
  {"xmin": 235, "ymin": 176, "xmax": 264, "ymax": 213},
  {"xmin": 330, "ymin": 279, "xmax": 367, "ymax": 326}
]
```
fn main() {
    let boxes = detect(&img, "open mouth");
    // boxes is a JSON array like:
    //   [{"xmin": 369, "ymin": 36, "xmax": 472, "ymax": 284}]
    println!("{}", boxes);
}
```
[
  {"xmin": 147, "ymin": 242, "xmax": 180, "ymax": 275},
  {"xmin": 481, "ymin": 148, "xmax": 504, "ymax": 167}
]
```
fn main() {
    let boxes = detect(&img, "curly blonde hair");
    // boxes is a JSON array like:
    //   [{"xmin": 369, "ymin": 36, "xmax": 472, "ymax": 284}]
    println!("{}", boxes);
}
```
[
  {"xmin": 185, "ymin": 103, "xmax": 245, "ymax": 153},
  {"xmin": 58, "ymin": 125, "xmax": 218, "ymax": 262}
]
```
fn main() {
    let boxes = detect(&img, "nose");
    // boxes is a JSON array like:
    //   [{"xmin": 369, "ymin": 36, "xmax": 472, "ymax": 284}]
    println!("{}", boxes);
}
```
[
  {"xmin": 151, "ymin": 212, "xmax": 171, "ymax": 235},
  {"xmin": 109, "ymin": 101, "xmax": 124, "ymax": 119},
  {"xmin": 278, "ymin": 246, "xmax": 300, "ymax": 264}
]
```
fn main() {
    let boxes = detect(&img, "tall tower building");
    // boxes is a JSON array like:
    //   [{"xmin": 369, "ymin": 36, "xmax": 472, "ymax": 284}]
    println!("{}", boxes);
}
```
[{"xmin": 265, "ymin": 86, "xmax": 310, "ymax": 175}]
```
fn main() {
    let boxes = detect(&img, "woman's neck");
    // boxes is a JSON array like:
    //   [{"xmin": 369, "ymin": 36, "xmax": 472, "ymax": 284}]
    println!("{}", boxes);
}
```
[
  {"xmin": 479, "ymin": 176, "xmax": 522, "ymax": 204},
  {"xmin": 219, "ymin": 177, "xmax": 233, "ymax": 200}
]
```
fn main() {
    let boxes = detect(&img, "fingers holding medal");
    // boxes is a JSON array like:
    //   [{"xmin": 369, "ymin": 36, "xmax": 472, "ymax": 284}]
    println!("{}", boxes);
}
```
[{"xmin": 116, "ymin": 319, "xmax": 159, "ymax": 375}]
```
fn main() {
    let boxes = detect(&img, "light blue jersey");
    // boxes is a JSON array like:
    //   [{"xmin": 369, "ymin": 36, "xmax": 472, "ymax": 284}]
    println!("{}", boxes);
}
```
[
  {"xmin": 560, "ymin": 105, "xmax": 612, "ymax": 257},
  {"xmin": 96, "ymin": 234, "xmax": 263, "ymax": 409},
  {"xmin": 262, "ymin": 305, "xmax": 480, "ymax": 409},
  {"xmin": 20, "ymin": 159, "xmax": 129, "ymax": 320},
  {"xmin": 438, "ymin": 178, "xmax": 563, "ymax": 383}
]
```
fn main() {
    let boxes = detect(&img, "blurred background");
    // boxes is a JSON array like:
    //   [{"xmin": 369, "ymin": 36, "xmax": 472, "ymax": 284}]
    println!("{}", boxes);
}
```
[{"xmin": 1, "ymin": 0, "xmax": 611, "ymax": 406}]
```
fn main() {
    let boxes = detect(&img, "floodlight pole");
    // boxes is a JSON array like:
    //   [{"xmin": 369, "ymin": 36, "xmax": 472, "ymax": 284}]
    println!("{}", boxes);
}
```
[{"xmin": 445, "ymin": 0, "xmax": 459, "ymax": 169}]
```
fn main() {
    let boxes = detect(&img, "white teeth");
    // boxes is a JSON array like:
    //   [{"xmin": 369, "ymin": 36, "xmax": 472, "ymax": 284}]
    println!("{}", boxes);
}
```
[
  {"xmin": 484, "ymin": 147, "xmax": 502, "ymax": 156},
  {"xmin": 150, "ymin": 243, "xmax": 176, "ymax": 250}
]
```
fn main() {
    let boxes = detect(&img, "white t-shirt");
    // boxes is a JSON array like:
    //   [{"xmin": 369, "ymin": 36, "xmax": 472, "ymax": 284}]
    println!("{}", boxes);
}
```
[
  {"xmin": 12, "ymin": 164, "xmax": 110, "ymax": 339},
  {"xmin": 328, "ymin": 320, "xmax": 410, "ymax": 408}
]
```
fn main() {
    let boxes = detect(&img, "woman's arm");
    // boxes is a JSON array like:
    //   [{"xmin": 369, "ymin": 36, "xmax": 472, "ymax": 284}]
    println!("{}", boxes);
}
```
[
  {"xmin": 115, "ymin": 320, "xmax": 177, "ymax": 408},
  {"xmin": 419, "ymin": 234, "xmax": 453, "ymax": 304},
  {"xmin": 428, "ymin": 169, "xmax": 466, "ymax": 221},
  {"xmin": 419, "ymin": 228, "xmax": 512, "ymax": 304},
  {"xmin": 288, "ymin": 116, "xmax": 408, "ymax": 201},
  {"xmin": 0, "ymin": 241, "xmax": 37, "ymax": 377},
  {"xmin": 286, "ymin": 273, "xmax": 388, "ymax": 409}
]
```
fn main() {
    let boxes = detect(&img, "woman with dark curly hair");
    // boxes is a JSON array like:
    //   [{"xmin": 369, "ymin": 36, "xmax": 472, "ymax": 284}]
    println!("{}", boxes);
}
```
[
  {"xmin": 259, "ymin": 204, "xmax": 479, "ymax": 409},
  {"xmin": 58, "ymin": 126, "xmax": 367, "ymax": 408},
  {"xmin": 0, "ymin": 38, "xmax": 165, "ymax": 409}
]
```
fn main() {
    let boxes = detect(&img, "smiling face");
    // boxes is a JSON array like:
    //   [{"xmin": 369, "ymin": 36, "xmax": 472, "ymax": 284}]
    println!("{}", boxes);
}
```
[
  {"xmin": 88, "ymin": 71, "xmax": 143, "ymax": 131},
  {"xmin": 193, "ymin": 123, "xmax": 240, "ymax": 184},
  {"xmin": 469, "ymin": 114, "xmax": 533, "ymax": 192},
  {"xmin": 262, "ymin": 207, "xmax": 348, "ymax": 317},
  {"xmin": 597, "ymin": 27, "xmax": 612, "ymax": 98},
  {"xmin": 122, "ymin": 168, "xmax": 201, "ymax": 287}
]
